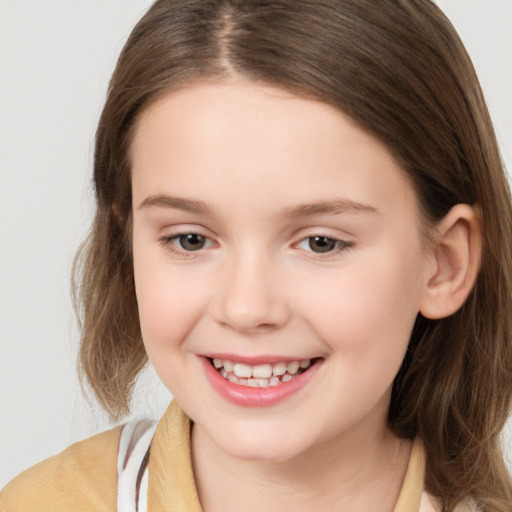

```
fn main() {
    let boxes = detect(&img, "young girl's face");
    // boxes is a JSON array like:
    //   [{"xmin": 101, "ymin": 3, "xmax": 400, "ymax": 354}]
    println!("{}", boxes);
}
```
[{"xmin": 131, "ymin": 81, "xmax": 435, "ymax": 462}]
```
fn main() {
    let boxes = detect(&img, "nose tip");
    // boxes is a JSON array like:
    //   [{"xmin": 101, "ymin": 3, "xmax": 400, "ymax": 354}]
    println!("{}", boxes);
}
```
[
  {"xmin": 213, "ymin": 259, "xmax": 290, "ymax": 334},
  {"xmin": 218, "ymin": 301, "xmax": 281, "ymax": 333}
]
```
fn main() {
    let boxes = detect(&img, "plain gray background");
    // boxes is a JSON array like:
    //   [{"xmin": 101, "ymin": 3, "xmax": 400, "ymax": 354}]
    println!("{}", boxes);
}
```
[{"xmin": 1, "ymin": 0, "xmax": 511, "ymax": 488}]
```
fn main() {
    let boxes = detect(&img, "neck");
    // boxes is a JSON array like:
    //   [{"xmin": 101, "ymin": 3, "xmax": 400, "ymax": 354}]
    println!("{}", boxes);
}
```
[{"xmin": 191, "ymin": 417, "xmax": 412, "ymax": 512}]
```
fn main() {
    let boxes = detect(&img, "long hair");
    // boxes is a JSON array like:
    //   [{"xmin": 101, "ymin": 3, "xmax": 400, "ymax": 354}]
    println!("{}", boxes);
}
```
[{"xmin": 73, "ymin": 1, "xmax": 512, "ymax": 510}]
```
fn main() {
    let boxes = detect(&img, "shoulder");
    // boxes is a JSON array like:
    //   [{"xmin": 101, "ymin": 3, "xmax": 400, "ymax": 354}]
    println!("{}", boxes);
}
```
[{"xmin": 0, "ymin": 425, "xmax": 122, "ymax": 512}]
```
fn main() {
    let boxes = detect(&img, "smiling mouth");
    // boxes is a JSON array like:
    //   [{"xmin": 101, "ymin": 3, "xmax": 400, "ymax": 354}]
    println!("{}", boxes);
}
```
[{"xmin": 208, "ymin": 357, "xmax": 318, "ymax": 388}]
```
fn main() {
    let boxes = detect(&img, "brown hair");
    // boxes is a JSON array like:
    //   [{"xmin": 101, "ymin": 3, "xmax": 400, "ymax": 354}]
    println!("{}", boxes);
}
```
[{"xmin": 73, "ymin": 1, "xmax": 512, "ymax": 510}]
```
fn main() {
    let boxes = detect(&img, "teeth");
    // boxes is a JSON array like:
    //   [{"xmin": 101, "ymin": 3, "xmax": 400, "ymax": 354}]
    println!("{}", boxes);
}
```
[
  {"xmin": 252, "ymin": 364, "xmax": 272, "ymax": 379},
  {"xmin": 212, "ymin": 357, "xmax": 313, "ymax": 387},
  {"xmin": 286, "ymin": 361, "xmax": 300, "ymax": 375},
  {"xmin": 269, "ymin": 376, "xmax": 280, "ymax": 386},
  {"xmin": 233, "ymin": 363, "xmax": 252, "ymax": 378},
  {"xmin": 272, "ymin": 362, "xmax": 287, "ymax": 376},
  {"xmin": 223, "ymin": 360, "xmax": 234, "ymax": 372}
]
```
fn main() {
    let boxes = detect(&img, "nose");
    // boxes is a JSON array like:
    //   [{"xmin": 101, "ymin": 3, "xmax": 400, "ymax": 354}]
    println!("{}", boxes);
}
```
[{"xmin": 213, "ymin": 252, "xmax": 291, "ymax": 334}]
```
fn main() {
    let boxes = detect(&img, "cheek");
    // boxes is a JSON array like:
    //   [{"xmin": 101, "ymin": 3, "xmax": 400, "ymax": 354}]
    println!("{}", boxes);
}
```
[
  {"xmin": 300, "ymin": 261, "xmax": 421, "ymax": 416},
  {"xmin": 132, "ymin": 242, "xmax": 207, "ymax": 351},
  {"xmin": 133, "ymin": 258, "xmax": 212, "ymax": 393},
  {"xmin": 136, "ymin": 278, "xmax": 209, "ymax": 347},
  {"xmin": 298, "ymin": 248, "xmax": 424, "ymax": 358}
]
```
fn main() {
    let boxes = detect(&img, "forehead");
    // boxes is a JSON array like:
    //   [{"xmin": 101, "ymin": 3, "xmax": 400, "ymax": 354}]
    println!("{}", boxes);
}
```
[{"xmin": 130, "ymin": 80, "xmax": 416, "ymax": 219}]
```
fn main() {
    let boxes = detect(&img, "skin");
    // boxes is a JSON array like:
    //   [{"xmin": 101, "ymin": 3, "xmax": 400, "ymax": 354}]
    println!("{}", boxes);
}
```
[{"xmin": 129, "ymin": 80, "xmax": 479, "ymax": 511}]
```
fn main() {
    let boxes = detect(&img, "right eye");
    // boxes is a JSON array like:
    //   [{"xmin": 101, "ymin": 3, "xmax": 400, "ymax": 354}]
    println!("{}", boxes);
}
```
[
  {"xmin": 173, "ymin": 233, "xmax": 209, "ymax": 251},
  {"xmin": 159, "ymin": 232, "xmax": 215, "ymax": 255}
]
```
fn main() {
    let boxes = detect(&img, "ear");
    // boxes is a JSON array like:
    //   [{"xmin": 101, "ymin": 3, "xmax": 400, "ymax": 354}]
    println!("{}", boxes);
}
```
[
  {"xmin": 419, "ymin": 204, "xmax": 482, "ymax": 319},
  {"xmin": 111, "ymin": 202, "xmax": 124, "ymax": 226}
]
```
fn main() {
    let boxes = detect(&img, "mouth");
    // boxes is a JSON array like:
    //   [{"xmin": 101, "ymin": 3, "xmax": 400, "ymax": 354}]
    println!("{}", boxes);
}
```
[
  {"xmin": 207, "ymin": 357, "xmax": 318, "ymax": 388},
  {"xmin": 201, "ymin": 355, "xmax": 323, "ymax": 407}
]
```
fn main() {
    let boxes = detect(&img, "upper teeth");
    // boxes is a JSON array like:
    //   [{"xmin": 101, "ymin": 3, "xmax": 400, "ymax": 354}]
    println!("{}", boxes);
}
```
[{"xmin": 212, "ymin": 358, "xmax": 311, "ymax": 379}]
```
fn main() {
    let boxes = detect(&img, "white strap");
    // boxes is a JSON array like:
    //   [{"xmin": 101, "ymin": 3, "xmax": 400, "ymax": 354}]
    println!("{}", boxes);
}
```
[{"xmin": 117, "ymin": 419, "xmax": 157, "ymax": 512}]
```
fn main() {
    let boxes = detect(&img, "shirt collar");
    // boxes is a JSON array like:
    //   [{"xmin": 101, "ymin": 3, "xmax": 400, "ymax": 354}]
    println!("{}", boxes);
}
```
[{"xmin": 148, "ymin": 400, "xmax": 425, "ymax": 512}]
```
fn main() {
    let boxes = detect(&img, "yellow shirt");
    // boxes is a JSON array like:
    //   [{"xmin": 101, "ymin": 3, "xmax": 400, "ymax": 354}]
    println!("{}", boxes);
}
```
[{"xmin": 0, "ymin": 400, "xmax": 444, "ymax": 512}]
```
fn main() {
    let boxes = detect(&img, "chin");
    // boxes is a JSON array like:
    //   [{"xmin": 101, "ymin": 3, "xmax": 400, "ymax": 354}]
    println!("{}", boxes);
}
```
[{"xmin": 211, "ymin": 426, "xmax": 311, "ymax": 463}]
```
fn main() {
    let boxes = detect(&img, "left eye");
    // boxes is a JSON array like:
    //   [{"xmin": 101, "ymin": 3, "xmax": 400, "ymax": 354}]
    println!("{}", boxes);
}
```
[{"xmin": 298, "ymin": 236, "xmax": 349, "ymax": 254}]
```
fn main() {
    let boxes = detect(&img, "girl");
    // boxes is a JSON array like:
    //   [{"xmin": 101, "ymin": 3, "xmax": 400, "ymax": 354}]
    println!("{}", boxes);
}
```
[{"xmin": 2, "ymin": 1, "xmax": 511, "ymax": 511}]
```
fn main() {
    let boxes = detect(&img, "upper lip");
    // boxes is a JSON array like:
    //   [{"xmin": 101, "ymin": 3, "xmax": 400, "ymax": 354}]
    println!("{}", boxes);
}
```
[{"xmin": 201, "ymin": 353, "xmax": 319, "ymax": 365}]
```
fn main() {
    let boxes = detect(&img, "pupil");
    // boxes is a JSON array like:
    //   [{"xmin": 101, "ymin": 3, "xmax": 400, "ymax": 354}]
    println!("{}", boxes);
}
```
[
  {"xmin": 180, "ymin": 234, "xmax": 205, "ymax": 251},
  {"xmin": 309, "ymin": 236, "xmax": 336, "ymax": 253}
]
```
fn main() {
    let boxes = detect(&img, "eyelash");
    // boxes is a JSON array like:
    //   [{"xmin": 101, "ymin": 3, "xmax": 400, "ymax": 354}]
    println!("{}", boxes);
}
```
[
  {"xmin": 158, "ymin": 233, "xmax": 354, "ymax": 259},
  {"xmin": 159, "ymin": 233, "xmax": 215, "ymax": 258},
  {"xmin": 295, "ymin": 236, "xmax": 354, "ymax": 259}
]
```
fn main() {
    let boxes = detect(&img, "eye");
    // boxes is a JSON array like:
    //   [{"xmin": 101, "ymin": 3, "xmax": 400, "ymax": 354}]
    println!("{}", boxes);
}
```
[
  {"xmin": 158, "ymin": 231, "xmax": 215, "ymax": 257},
  {"xmin": 297, "ymin": 236, "xmax": 352, "ymax": 254},
  {"xmin": 174, "ymin": 233, "xmax": 209, "ymax": 251},
  {"xmin": 307, "ymin": 236, "xmax": 337, "ymax": 253}
]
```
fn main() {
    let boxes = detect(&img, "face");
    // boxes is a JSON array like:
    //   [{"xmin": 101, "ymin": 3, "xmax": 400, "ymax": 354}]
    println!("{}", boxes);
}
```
[{"xmin": 131, "ymin": 81, "xmax": 434, "ymax": 463}]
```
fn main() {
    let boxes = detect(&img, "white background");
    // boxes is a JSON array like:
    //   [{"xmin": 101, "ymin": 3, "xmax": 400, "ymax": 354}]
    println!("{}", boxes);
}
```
[{"xmin": 1, "ymin": 0, "xmax": 511, "ymax": 488}]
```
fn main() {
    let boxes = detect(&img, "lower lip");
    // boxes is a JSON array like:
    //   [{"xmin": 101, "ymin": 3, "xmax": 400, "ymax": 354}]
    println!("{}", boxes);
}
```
[{"xmin": 200, "ymin": 357, "xmax": 322, "ymax": 407}]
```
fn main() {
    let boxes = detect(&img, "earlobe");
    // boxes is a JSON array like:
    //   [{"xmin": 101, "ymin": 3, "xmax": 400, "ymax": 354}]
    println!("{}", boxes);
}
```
[{"xmin": 419, "ymin": 204, "xmax": 482, "ymax": 320}]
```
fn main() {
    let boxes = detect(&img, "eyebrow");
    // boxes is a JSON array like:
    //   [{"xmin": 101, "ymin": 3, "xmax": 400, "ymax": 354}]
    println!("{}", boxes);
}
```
[
  {"xmin": 281, "ymin": 199, "xmax": 378, "ymax": 218},
  {"xmin": 138, "ymin": 195, "xmax": 212, "ymax": 214},
  {"xmin": 138, "ymin": 194, "xmax": 378, "ymax": 217}
]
